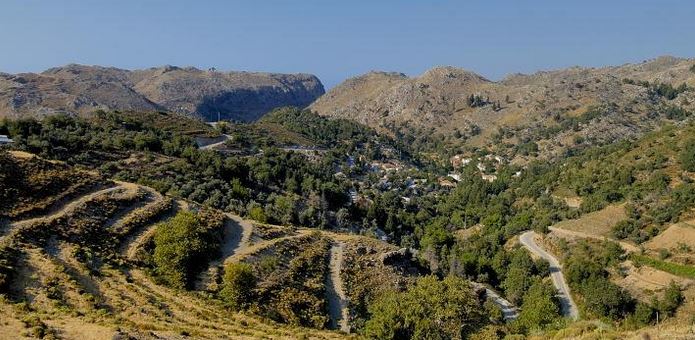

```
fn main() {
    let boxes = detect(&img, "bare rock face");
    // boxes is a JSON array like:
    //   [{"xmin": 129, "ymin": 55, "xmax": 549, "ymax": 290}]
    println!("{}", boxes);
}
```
[
  {"xmin": 0, "ymin": 64, "xmax": 325, "ymax": 121},
  {"xmin": 310, "ymin": 56, "xmax": 695, "ymax": 160}
]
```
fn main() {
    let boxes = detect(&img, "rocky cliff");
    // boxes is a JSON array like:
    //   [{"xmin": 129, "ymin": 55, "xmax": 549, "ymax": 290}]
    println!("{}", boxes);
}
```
[{"xmin": 0, "ymin": 64, "xmax": 325, "ymax": 121}]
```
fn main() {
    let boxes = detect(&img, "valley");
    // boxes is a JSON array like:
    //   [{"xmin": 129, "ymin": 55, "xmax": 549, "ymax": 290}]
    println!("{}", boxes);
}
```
[{"xmin": 1, "ymin": 58, "xmax": 695, "ymax": 339}]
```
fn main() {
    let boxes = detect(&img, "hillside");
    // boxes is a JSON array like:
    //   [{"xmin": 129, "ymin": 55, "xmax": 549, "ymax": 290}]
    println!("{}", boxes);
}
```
[
  {"xmin": 3, "ymin": 107, "xmax": 695, "ymax": 338},
  {"xmin": 0, "ymin": 64, "xmax": 325, "ymax": 121},
  {"xmin": 311, "ymin": 56, "xmax": 695, "ymax": 161},
  {"xmin": 0, "ymin": 151, "xmax": 432, "ymax": 338}
]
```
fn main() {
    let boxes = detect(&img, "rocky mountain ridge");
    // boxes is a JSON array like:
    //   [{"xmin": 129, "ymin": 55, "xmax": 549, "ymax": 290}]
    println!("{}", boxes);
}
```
[
  {"xmin": 0, "ymin": 64, "xmax": 325, "ymax": 121},
  {"xmin": 310, "ymin": 56, "xmax": 695, "ymax": 161}
]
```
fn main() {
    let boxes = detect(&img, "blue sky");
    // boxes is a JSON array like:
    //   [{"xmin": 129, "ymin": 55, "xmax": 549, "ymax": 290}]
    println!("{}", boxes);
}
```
[{"xmin": 1, "ymin": 1, "xmax": 694, "ymax": 88}]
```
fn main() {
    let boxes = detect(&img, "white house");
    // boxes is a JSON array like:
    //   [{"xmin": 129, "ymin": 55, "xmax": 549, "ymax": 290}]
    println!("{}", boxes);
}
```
[
  {"xmin": 447, "ymin": 173, "xmax": 462, "ymax": 182},
  {"xmin": 0, "ymin": 135, "xmax": 13, "ymax": 145}
]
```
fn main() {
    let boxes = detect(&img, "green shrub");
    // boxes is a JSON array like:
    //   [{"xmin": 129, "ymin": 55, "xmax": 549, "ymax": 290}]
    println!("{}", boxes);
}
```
[
  {"xmin": 153, "ymin": 209, "xmax": 223, "ymax": 289},
  {"xmin": 679, "ymin": 139, "xmax": 695, "ymax": 172},
  {"xmin": 612, "ymin": 219, "xmax": 639, "ymax": 239},
  {"xmin": 515, "ymin": 280, "xmax": 560, "ymax": 331},
  {"xmin": 501, "ymin": 249, "xmax": 541, "ymax": 305},
  {"xmin": 220, "ymin": 262, "xmax": 256, "ymax": 310},
  {"xmin": 564, "ymin": 241, "xmax": 634, "ymax": 320},
  {"xmin": 581, "ymin": 276, "xmax": 634, "ymax": 320},
  {"xmin": 364, "ymin": 276, "xmax": 485, "ymax": 339},
  {"xmin": 663, "ymin": 105, "xmax": 691, "ymax": 120},
  {"xmin": 649, "ymin": 82, "xmax": 689, "ymax": 100},
  {"xmin": 469, "ymin": 325, "xmax": 509, "ymax": 340},
  {"xmin": 248, "ymin": 205, "xmax": 267, "ymax": 223},
  {"xmin": 631, "ymin": 254, "xmax": 695, "ymax": 279},
  {"xmin": 652, "ymin": 281, "xmax": 684, "ymax": 317},
  {"xmin": 627, "ymin": 302, "xmax": 655, "ymax": 326}
]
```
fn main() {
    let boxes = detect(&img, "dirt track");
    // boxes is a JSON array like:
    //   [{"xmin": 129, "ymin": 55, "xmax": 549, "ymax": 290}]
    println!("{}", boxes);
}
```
[
  {"xmin": 325, "ymin": 242, "xmax": 349, "ymax": 332},
  {"xmin": 195, "ymin": 213, "xmax": 253, "ymax": 291},
  {"xmin": 549, "ymin": 226, "xmax": 640, "ymax": 252}
]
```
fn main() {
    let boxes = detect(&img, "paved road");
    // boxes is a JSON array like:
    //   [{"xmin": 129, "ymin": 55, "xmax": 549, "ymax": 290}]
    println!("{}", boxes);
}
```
[
  {"xmin": 519, "ymin": 231, "xmax": 579, "ymax": 320},
  {"xmin": 470, "ymin": 282, "xmax": 519, "ymax": 321},
  {"xmin": 198, "ymin": 134, "xmax": 230, "ymax": 150}
]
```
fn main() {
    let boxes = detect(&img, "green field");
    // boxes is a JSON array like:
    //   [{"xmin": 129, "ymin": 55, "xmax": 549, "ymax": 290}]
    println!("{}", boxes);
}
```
[{"xmin": 631, "ymin": 254, "xmax": 695, "ymax": 279}]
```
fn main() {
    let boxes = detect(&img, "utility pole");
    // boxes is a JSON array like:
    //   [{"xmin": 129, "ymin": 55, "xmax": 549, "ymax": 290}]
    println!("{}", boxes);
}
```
[{"xmin": 656, "ymin": 311, "xmax": 659, "ymax": 330}]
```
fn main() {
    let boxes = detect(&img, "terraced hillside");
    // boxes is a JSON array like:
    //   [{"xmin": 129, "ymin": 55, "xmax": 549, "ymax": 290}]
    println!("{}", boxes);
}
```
[
  {"xmin": 1, "ymin": 151, "xmax": 512, "ymax": 339},
  {"xmin": 0, "ymin": 151, "xmax": 349, "ymax": 339},
  {"xmin": 0, "ymin": 151, "xmax": 106, "ymax": 221}
]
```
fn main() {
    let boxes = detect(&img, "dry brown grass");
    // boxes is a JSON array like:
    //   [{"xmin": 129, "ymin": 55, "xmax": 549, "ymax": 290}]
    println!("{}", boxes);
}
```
[
  {"xmin": 613, "ymin": 260, "xmax": 693, "ymax": 302},
  {"xmin": 0, "ymin": 242, "xmax": 346, "ymax": 339},
  {"xmin": 454, "ymin": 225, "xmax": 482, "ymax": 241},
  {"xmin": 645, "ymin": 222, "xmax": 695, "ymax": 253},
  {"xmin": 553, "ymin": 203, "xmax": 627, "ymax": 237},
  {"xmin": 532, "ymin": 319, "xmax": 695, "ymax": 340}
]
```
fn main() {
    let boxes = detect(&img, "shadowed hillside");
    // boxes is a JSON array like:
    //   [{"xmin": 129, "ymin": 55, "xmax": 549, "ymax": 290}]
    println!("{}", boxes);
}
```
[{"xmin": 0, "ymin": 64, "xmax": 325, "ymax": 122}]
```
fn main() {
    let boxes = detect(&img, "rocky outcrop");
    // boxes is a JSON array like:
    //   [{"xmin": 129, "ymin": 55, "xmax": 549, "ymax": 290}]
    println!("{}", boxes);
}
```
[
  {"xmin": 0, "ymin": 64, "xmax": 324, "ymax": 121},
  {"xmin": 380, "ymin": 247, "xmax": 428, "ymax": 275},
  {"xmin": 310, "ymin": 56, "xmax": 695, "ymax": 160}
]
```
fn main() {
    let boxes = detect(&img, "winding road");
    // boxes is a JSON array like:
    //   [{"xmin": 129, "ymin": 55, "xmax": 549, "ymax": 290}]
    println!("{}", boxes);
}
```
[
  {"xmin": 325, "ymin": 242, "xmax": 349, "ymax": 333},
  {"xmin": 519, "ymin": 231, "xmax": 579, "ymax": 320},
  {"xmin": 470, "ymin": 282, "xmax": 519, "ymax": 321},
  {"xmin": 197, "ymin": 134, "xmax": 230, "ymax": 150}
]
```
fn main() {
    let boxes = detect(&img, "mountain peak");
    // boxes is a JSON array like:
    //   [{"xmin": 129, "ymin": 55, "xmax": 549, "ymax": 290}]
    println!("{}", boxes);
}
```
[{"xmin": 0, "ymin": 65, "xmax": 325, "ymax": 121}]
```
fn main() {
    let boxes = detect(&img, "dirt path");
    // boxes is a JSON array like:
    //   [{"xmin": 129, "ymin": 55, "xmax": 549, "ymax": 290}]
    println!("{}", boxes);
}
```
[
  {"xmin": 119, "ymin": 200, "xmax": 187, "ymax": 261},
  {"xmin": 549, "ymin": 226, "xmax": 640, "ymax": 253},
  {"xmin": 0, "ymin": 186, "xmax": 120, "ymax": 244},
  {"xmin": 520, "ymin": 231, "xmax": 579, "ymax": 320},
  {"xmin": 225, "ymin": 214, "xmax": 253, "ymax": 255},
  {"xmin": 195, "ymin": 213, "xmax": 253, "ymax": 291},
  {"xmin": 195, "ymin": 214, "xmax": 251, "ymax": 291},
  {"xmin": 107, "ymin": 186, "xmax": 162, "ymax": 232},
  {"xmin": 470, "ymin": 282, "xmax": 519, "ymax": 321},
  {"xmin": 325, "ymin": 242, "xmax": 349, "ymax": 333},
  {"xmin": 223, "ymin": 230, "xmax": 313, "ymax": 265}
]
